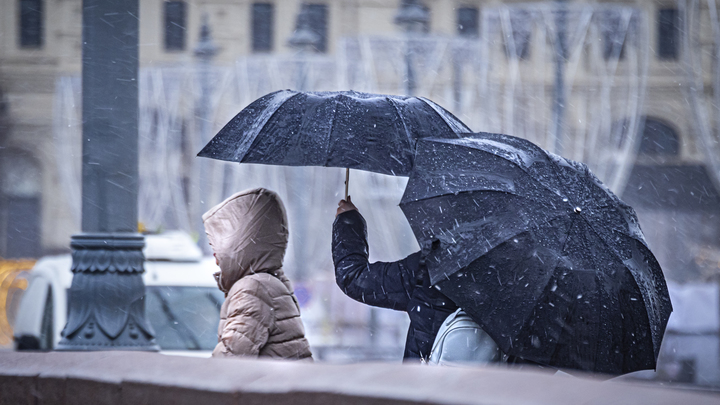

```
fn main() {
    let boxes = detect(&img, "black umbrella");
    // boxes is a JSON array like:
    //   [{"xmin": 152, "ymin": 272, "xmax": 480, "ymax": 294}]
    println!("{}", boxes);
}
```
[
  {"xmin": 197, "ymin": 89, "xmax": 470, "ymax": 177},
  {"xmin": 399, "ymin": 133, "xmax": 672, "ymax": 374}
]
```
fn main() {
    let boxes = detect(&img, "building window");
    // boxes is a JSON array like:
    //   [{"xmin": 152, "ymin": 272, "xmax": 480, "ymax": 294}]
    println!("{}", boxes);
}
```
[
  {"xmin": 252, "ymin": 3, "xmax": 274, "ymax": 52},
  {"xmin": 164, "ymin": 1, "xmax": 186, "ymax": 51},
  {"xmin": 421, "ymin": 4, "xmax": 431, "ymax": 34},
  {"xmin": 639, "ymin": 118, "xmax": 680, "ymax": 156},
  {"xmin": 1, "ymin": 152, "xmax": 42, "ymax": 259},
  {"xmin": 657, "ymin": 8, "xmax": 679, "ymax": 60},
  {"xmin": 19, "ymin": 0, "xmax": 43, "ymax": 48},
  {"xmin": 457, "ymin": 7, "xmax": 479, "ymax": 37},
  {"xmin": 306, "ymin": 4, "xmax": 328, "ymax": 53}
]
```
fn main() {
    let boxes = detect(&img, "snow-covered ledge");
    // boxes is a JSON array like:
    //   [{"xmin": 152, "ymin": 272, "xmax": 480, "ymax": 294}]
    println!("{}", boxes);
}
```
[{"xmin": 0, "ymin": 351, "xmax": 717, "ymax": 405}]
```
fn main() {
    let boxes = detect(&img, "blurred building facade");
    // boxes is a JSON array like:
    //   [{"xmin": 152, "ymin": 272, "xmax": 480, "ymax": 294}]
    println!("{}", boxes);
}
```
[
  {"xmin": 1, "ymin": 0, "xmax": 720, "ymax": 377},
  {"xmin": 0, "ymin": 0, "xmax": 717, "ymax": 276}
]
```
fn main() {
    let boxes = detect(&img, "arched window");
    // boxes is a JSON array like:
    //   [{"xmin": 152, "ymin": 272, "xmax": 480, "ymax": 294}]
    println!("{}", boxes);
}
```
[
  {"xmin": 639, "ymin": 118, "xmax": 680, "ymax": 156},
  {"xmin": 1, "ymin": 151, "xmax": 42, "ymax": 258}
]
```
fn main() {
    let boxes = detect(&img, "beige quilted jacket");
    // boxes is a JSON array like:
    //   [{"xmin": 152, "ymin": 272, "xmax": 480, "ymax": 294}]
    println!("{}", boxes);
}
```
[{"xmin": 203, "ymin": 188, "xmax": 312, "ymax": 360}]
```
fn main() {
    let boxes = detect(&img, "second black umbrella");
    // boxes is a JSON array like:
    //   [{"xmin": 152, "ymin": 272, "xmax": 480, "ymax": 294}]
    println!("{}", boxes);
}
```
[{"xmin": 399, "ymin": 134, "xmax": 672, "ymax": 375}]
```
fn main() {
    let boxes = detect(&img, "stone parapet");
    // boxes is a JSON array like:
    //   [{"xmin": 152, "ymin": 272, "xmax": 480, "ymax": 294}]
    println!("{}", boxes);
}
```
[{"xmin": 1, "ymin": 351, "xmax": 719, "ymax": 405}]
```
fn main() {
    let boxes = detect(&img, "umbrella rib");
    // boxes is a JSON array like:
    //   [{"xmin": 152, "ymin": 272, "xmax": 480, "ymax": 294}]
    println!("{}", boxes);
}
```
[
  {"xmin": 508, "ymin": 215, "xmax": 615, "ymax": 372},
  {"xmin": 401, "ymin": 182, "xmax": 563, "ymax": 208},
  {"xmin": 323, "ymin": 97, "xmax": 341, "ymax": 167},
  {"xmin": 574, "ymin": 212, "xmax": 656, "ymax": 346},
  {"xmin": 387, "ymin": 97, "xmax": 414, "ymax": 149},
  {"xmin": 579, "ymin": 214, "xmax": 639, "ymax": 275},
  {"xmin": 542, "ymin": 199, "xmax": 660, "ymax": 365},
  {"xmin": 541, "ymin": 151, "xmax": 598, "ymax": 214},
  {"xmin": 239, "ymin": 91, "xmax": 304, "ymax": 162},
  {"xmin": 556, "ymin": 211, "xmax": 578, "ymax": 260},
  {"xmin": 541, "ymin": 154, "xmax": 654, "ymax": 262},
  {"xmin": 558, "ymin": 165, "xmax": 645, "ymax": 250},
  {"xmin": 417, "ymin": 97, "xmax": 471, "ymax": 134},
  {"xmin": 542, "ymin": 181, "xmax": 659, "ymax": 358},
  {"xmin": 426, "ymin": 138, "xmax": 570, "ymax": 202},
  {"xmin": 576, "ymin": 171, "xmax": 650, "ymax": 248}
]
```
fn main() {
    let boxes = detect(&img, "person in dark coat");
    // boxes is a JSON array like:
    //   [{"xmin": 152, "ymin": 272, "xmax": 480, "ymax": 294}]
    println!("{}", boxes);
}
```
[{"xmin": 332, "ymin": 196, "xmax": 458, "ymax": 362}]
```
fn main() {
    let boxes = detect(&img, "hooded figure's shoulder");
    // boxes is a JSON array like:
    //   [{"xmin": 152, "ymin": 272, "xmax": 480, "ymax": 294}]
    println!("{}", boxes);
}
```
[
  {"xmin": 226, "ymin": 273, "xmax": 275, "ymax": 304},
  {"xmin": 246, "ymin": 271, "xmax": 294, "ymax": 299}
]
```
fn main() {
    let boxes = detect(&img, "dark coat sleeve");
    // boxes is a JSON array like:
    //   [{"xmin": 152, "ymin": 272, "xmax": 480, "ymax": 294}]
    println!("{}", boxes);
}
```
[{"xmin": 332, "ymin": 210, "xmax": 421, "ymax": 311}]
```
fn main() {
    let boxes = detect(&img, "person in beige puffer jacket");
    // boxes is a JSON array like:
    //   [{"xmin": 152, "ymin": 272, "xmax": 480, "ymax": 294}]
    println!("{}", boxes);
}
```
[{"xmin": 203, "ymin": 188, "xmax": 313, "ymax": 360}]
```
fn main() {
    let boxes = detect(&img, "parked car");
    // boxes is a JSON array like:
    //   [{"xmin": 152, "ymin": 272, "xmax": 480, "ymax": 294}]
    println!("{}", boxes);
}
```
[{"xmin": 13, "ymin": 232, "xmax": 223, "ymax": 356}]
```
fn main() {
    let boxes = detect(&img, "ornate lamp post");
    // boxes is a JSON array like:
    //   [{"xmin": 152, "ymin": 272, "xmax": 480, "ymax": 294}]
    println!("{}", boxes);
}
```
[
  {"xmin": 394, "ymin": 0, "xmax": 429, "ymax": 96},
  {"xmin": 551, "ymin": 2, "xmax": 568, "ymax": 155},
  {"xmin": 285, "ymin": 4, "xmax": 321, "ymax": 283},
  {"xmin": 192, "ymin": 15, "xmax": 219, "ymax": 254},
  {"xmin": 288, "ymin": 4, "xmax": 321, "ymax": 91},
  {"xmin": 57, "ymin": 0, "xmax": 158, "ymax": 350}
]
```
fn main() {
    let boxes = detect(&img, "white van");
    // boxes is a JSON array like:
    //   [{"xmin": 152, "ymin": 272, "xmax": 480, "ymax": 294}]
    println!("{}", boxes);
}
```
[{"xmin": 13, "ymin": 232, "xmax": 223, "ymax": 356}]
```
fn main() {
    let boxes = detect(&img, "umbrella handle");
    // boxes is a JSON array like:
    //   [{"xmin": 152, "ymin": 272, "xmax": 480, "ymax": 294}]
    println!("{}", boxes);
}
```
[{"xmin": 345, "ymin": 168, "xmax": 350, "ymax": 200}]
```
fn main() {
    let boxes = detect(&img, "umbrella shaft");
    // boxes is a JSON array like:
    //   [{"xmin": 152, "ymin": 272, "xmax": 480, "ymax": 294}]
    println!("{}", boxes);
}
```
[{"xmin": 345, "ymin": 168, "xmax": 350, "ymax": 200}]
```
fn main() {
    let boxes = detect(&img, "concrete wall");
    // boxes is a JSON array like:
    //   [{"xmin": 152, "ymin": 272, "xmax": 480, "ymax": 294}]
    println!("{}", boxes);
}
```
[{"xmin": 1, "ymin": 351, "xmax": 719, "ymax": 405}]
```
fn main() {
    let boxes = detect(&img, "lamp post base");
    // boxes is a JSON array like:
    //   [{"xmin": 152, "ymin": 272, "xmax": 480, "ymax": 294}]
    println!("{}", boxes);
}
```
[{"xmin": 56, "ymin": 233, "xmax": 159, "ymax": 351}]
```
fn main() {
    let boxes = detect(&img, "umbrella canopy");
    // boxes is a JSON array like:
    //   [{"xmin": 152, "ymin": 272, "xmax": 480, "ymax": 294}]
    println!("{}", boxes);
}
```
[
  {"xmin": 197, "ymin": 90, "xmax": 470, "ymax": 176},
  {"xmin": 399, "ymin": 133, "xmax": 672, "ymax": 374}
]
